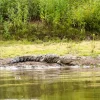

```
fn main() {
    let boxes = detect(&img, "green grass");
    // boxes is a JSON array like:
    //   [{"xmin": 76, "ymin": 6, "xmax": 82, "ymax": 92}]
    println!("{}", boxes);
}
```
[{"xmin": 0, "ymin": 40, "xmax": 100, "ymax": 58}]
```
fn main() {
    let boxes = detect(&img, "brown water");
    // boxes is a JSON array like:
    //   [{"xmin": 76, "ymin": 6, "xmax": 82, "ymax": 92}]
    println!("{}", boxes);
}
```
[{"xmin": 0, "ymin": 66, "xmax": 100, "ymax": 100}]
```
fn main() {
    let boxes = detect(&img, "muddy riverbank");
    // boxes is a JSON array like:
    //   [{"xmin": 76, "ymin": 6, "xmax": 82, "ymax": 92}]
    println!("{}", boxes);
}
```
[{"xmin": 0, "ymin": 55, "xmax": 100, "ymax": 68}]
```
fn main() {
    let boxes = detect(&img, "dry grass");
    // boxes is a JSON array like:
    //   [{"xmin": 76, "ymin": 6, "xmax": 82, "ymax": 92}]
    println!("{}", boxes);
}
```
[{"xmin": 0, "ymin": 40, "xmax": 100, "ymax": 58}]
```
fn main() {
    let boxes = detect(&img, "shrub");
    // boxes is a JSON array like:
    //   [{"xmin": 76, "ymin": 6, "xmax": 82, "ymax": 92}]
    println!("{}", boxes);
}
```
[{"xmin": 0, "ymin": 0, "xmax": 100, "ymax": 40}]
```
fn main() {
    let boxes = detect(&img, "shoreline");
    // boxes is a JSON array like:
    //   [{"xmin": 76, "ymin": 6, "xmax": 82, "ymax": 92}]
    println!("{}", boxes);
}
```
[{"xmin": 0, "ymin": 55, "xmax": 100, "ymax": 69}]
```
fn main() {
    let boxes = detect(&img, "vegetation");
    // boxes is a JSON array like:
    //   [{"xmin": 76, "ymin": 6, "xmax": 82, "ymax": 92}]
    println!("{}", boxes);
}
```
[
  {"xmin": 0, "ymin": 0, "xmax": 100, "ymax": 40},
  {"xmin": 0, "ymin": 40, "xmax": 100, "ymax": 58}
]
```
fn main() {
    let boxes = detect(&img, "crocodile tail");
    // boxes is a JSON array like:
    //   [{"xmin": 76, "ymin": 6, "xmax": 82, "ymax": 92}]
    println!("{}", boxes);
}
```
[{"xmin": 10, "ymin": 56, "xmax": 36, "ymax": 63}]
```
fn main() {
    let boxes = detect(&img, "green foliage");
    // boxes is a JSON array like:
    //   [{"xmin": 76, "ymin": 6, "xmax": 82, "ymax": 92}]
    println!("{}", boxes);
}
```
[
  {"xmin": 0, "ymin": 0, "xmax": 100, "ymax": 40},
  {"xmin": 28, "ymin": 0, "xmax": 40, "ymax": 20}
]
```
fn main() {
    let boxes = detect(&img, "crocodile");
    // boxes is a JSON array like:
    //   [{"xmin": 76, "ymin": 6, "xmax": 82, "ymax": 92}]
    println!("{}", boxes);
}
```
[
  {"xmin": 42, "ymin": 54, "xmax": 60, "ymax": 63},
  {"xmin": 10, "ymin": 55, "xmax": 43, "ymax": 63},
  {"xmin": 10, "ymin": 54, "xmax": 60, "ymax": 63},
  {"xmin": 10, "ymin": 54, "xmax": 79, "ymax": 65},
  {"xmin": 58, "ymin": 55, "xmax": 79, "ymax": 65}
]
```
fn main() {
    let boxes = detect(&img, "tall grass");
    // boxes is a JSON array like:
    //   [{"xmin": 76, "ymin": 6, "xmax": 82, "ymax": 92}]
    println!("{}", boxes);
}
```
[{"xmin": 0, "ymin": 0, "xmax": 100, "ymax": 40}]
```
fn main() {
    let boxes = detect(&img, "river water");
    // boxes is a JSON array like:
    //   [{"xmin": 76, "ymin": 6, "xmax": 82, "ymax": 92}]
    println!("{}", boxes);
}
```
[{"xmin": 0, "ymin": 66, "xmax": 100, "ymax": 100}]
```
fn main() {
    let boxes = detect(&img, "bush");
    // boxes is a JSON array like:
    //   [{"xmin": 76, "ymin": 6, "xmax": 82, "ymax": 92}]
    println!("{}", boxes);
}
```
[{"xmin": 0, "ymin": 0, "xmax": 100, "ymax": 40}]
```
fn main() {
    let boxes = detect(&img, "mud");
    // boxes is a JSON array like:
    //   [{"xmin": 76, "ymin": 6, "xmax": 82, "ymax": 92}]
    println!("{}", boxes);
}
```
[{"xmin": 0, "ymin": 56, "xmax": 100, "ymax": 67}]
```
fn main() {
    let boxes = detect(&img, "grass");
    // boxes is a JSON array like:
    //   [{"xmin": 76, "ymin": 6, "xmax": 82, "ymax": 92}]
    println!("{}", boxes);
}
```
[{"xmin": 0, "ymin": 40, "xmax": 100, "ymax": 58}]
